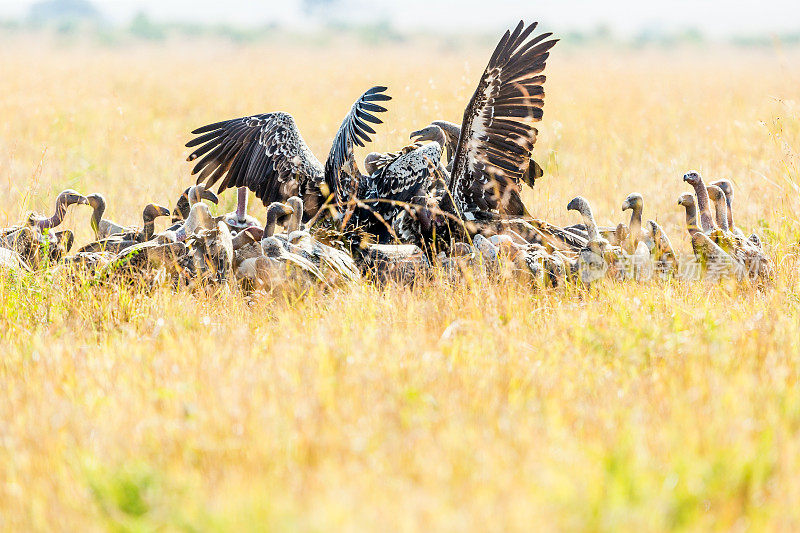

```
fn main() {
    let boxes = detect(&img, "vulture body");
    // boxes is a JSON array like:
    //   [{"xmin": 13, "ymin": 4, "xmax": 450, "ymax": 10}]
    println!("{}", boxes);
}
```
[
  {"xmin": 410, "ymin": 119, "xmax": 545, "ymax": 212},
  {"xmin": 79, "ymin": 203, "xmax": 171, "ymax": 253},
  {"xmin": 349, "ymin": 21, "xmax": 557, "ymax": 248}
]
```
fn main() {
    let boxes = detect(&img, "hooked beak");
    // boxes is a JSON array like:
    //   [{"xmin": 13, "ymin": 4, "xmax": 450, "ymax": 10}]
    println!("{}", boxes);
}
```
[
  {"xmin": 155, "ymin": 205, "xmax": 171, "ymax": 218},
  {"xmin": 202, "ymin": 189, "xmax": 219, "ymax": 204},
  {"xmin": 268, "ymin": 203, "xmax": 294, "ymax": 224},
  {"xmin": 682, "ymin": 174, "xmax": 691, "ymax": 183},
  {"xmin": 409, "ymin": 129, "xmax": 424, "ymax": 141},
  {"xmin": 70, "ymin": 193, "xmax": 90, "ymax": 206},
  {"xmin": 621, "ymin": 200, "xmax": 630, "ymax": 211},
  {"xmin": 566, "ymin": 199, "xmax": 580, "ymax": 212}
]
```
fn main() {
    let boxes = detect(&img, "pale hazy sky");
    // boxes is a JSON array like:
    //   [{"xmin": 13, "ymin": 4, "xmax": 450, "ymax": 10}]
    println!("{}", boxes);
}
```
[{"xmin": 0, "ymin": 0, "xmax": 798, "ymax": 36}]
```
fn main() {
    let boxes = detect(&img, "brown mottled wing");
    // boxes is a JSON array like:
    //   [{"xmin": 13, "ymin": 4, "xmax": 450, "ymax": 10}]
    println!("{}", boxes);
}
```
[
  {"xmin": 450, "ymin": 21, "xmax": 557, "ymax": 215},
  {"xmin": 185, "ymin": 112, "xmax": 324, "ymax": 209},
  {"xmin": 374, "ymin": 142, "xmax": 444, "ymax": 204}
]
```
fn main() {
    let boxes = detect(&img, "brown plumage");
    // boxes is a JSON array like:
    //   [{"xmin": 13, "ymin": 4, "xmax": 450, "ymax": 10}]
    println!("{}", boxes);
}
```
[
  {"xmin": 677, "ymin": 193, "xmax": 700, "ymax": 237},
  {"xmin": 450, "ymin": 21, "xmax": 557, "ymax": 216},
  {"xmin": 185, "ymin": 87, "xmax": 390, "ymax": 221}
]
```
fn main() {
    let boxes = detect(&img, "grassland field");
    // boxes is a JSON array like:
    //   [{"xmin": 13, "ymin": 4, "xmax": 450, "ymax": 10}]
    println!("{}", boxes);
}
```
[{"xmin": 1, "ymin": 35, "xmax": 800, "ymax": 531}]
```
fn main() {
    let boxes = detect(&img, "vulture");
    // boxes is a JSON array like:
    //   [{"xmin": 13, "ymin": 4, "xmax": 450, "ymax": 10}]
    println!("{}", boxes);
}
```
[
  {"xmin": 682, "ymin": 171, "xmax": 716, "ymax": 232},
  {"xmin": 78, "ymin": 203, "xmax": 171, "ymax": 253},
  {"xmin": 566, "ymin": 196, "xmax": 610, "ymax": 283},
  {"xmin": 354, "ymin": 21, "xmax": 557, "ymax": 246},
  {"xmin": 710, "ymin": 180, "xmax": 746, "ymax": 236},
  {"xmin": 682, "ymin": 172, "xmax": 772, "ymax": 281},
  {"xmin": 262, "ymin": 201, "xmax": 294, "ymax": 240},
  {"xmin": 567, "ymin": 196, "xmax": 647, "ymax": 282},
  {"xmin": 691, "ymin": 232, "xmax": 736, "ymax": 280},
  {"xmin": 233, "ymin": 202, "xmax": 322, "ymax": 290},
  {"xmin": 160, "ymin": 185, "xmax": 220, "ymax": 242},
  {"xmin": 358, "ymin": 243, "xmax": 431, "ymax": 284},
  {"xmin": 86, "ymin": 193, "xmax": 123, "ymax": 239},
  {"xmin": 104, "ymin": 240, "xmax": 189, "ymax": 281},
  {"xmin": 2, "ymin": 189, "xmax": 88, "ymax": 237},
  {"xmin": 190, "ymin": 222, "xmax": 235, "ymax": 284},
  {"xmin": 0, "ymin": 246, "xmax": 32, "ymax": 273},
  {"xmin": 260, "ymin": 236, "xmax": 325, "ymax": 287},
  {"xmin": 620, "ymin": 193, "xmax": 647, "ymax": 252},
  {"xmin": 282, "ymin": 196, "xmax": 360, "ymax": 284},
  {"xmin": 185, "ymin": 87, "xmax": 391, "ymax": 224},
  {"xmin": 27, "ymin": 189, "xmax": 88, "ymax": 231},
  {"xmin": 1, "ymin": 189, "xmax": 84, "ymax": 269},
  {"xmin": 677, "ymin": 193, "xmax": 700, "ymax": 237},
  {"xmin": 706, "ymin": 185, "xmax": 730, "ymax": 232},
  {"xmin": 711, "ymin": 179, "xmax": 750, "ymax": 241},
  {"xmin": 231, "ymin": 225, "xmax": 265, "ymax": 270}
]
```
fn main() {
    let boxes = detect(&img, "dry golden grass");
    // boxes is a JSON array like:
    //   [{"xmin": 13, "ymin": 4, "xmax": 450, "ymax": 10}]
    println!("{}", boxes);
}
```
[{"xmin": 1, "ymin": 35, "xmax": 800, "ymax": 531}]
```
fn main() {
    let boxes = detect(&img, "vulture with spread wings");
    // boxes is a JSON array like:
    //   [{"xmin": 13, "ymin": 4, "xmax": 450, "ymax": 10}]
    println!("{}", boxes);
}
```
[
  {"xmin": 185, "ymin": 87, "xmax": 391, "ymax": 224},
  {"xmin": 359, "ymin": 21, "xmax": 557, "ymax": 245}
]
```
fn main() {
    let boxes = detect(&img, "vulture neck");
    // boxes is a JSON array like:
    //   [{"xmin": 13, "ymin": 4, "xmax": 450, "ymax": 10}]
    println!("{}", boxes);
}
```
[
  {"xmin": 724, "ymin": 194, "xmax": 735, "ymax": 231},
  {"xmin": 579, "ymin": 205, "xmax": 600, "ymax": 241},
  {"xmin": 141, "ymin": 213, "xmax": 157, "ymax": 241},
  {"xmin": 690, "ymin": 181, "xmax": 715, "ymax": 231},
  {"xmin": 34, "ymin": 193, "xmax": 70, "ymax": 231},
  {"xmin": 287, "ymin": 209, "xmax": 303, "ymax": 234},
  {"xmin": 711, "ymin": 195, "xmax": 729, "ymax": 231},
  {"xmin": 90, "ymin": 201, "xmax": 105, "ymax": 238},
  {"xmin": 628, "ymin": 204, "xmax": 643, "ymax": 243},
  {"xmin": 429, "ymin": 127, "xmax": 447, "ymax": 153},
  {"xmin": 264, "ymin": 210, "xmax": 281, "ymax": 238},
  {"xmin": 682, "ymin": 202, "xmax": 699, "ymax": 237}
]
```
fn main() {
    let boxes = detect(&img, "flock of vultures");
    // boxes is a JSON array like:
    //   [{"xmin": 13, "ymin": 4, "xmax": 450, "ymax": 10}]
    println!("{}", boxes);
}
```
[{"xmin": 0, "ymin": 21, "xmax": 774, "ymax": 291}]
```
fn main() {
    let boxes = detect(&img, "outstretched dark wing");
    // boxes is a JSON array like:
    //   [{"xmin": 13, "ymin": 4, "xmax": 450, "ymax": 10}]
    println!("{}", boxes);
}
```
[
  {"xmin": 324, "ymin": 86, "xmax": 391, "ymax": 204},
  {"xmin": 450, "ymin": 21, "xmax": 557, "ymax": 215},
  {"xmin": 185, "ymin": 112, "xmax": 324, "ymax": 216}
]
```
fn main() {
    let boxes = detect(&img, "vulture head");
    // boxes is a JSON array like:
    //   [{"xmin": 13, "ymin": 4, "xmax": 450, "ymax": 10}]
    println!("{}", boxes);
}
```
[
  {"xmin": 142, "ymin": 204, "xmax": 172, "ymax": 224},
  {"xmin": 364, "ymin": 152, "xmax": 384, "ymax": 175},
  {"xmin": 621, "ymin": 193, "xmax": 643, "ymax": 212},
  {"xmin": 173, "ymin": 185, "xmax": 219, "ymax": 223},
  {"xmin": 682, "ymin": 171, "xmax": 703, "ymax": 186},
  {"xmin": 231, "ymin": 226, "xmax": 264, "ymax": 250},
  {"xmin": 711, "ymin": 179, "xmax": 734, "ymax": 202},
  {"xmin": 410, "ymin": 124, "xmax": 446, "ymax": 146},
  {"xmin": 264, "ymin": 202, "xmax": 294, "ymax": 238},
  {"xmin": 566, "ymin": 196, "xmax": 591, "ymax": 218},
  {"xmin": 59, "ymin": 189, "xmax": 90, "ymax": 208},
  {"xmin": 677, "ymin": 193, "xmax": 696, "ymax": 209},
  {"xmin": 86, "ymin": 193, "xmax": 106, "ymax": 212}
]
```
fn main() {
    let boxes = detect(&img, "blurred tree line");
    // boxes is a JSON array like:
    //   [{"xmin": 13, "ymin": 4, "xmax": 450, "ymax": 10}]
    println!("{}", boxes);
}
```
[{"xmin": 0, "ymin": 0, "xmax": 798, "ymax": 49}]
